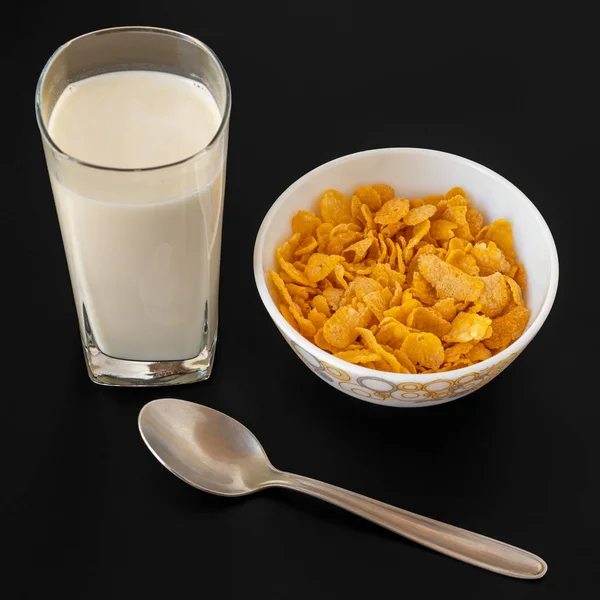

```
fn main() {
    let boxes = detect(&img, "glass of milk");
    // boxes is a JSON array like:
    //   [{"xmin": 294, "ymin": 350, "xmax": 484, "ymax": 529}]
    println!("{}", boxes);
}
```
[{"xmin": 35, "ymin": 27, "xmax": 231, "ymax": 386}]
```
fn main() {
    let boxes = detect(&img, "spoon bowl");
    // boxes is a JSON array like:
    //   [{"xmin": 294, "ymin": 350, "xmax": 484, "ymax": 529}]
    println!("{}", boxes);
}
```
[
  {"xmin": 139, "ymin": 398, "xmax": 276, "ymax": 496},
  {"xmin": 139, "ymin": 398, "xmax": 547, "ymax": 579}
]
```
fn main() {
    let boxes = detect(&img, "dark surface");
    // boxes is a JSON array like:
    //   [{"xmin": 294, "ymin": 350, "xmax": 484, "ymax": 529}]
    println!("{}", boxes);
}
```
[{"xmin": 2, "ymin": 2, "xmax": 598, "ymax": 599}]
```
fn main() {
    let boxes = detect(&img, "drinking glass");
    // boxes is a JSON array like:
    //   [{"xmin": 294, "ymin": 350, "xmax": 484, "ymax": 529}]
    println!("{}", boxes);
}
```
[{"xmin": 35, "ymin": 27, "xmax": 231, "ymax": 386}]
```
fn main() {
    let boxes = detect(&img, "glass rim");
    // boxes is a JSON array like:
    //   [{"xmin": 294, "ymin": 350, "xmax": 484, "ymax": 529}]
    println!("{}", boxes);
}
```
[{"xmin": 35, "ymin": 25, "xmax": 232, "ymax": 173}]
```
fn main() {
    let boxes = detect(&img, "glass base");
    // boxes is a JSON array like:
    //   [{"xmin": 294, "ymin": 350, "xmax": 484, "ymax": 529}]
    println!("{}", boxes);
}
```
[{"xmin": 83, "ymin": 335, "xmax": 217, "ymax": 387}]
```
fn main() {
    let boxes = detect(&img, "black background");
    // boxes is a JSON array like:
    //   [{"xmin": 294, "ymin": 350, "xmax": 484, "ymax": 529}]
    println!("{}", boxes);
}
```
[{"xmin": 3, "ymin": 2, "xmax": 598, "ymax": 598}]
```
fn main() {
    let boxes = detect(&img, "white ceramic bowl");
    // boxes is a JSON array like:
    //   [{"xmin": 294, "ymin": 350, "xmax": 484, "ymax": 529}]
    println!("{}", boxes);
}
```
[{"xmin": 254, "ymin": 148, "xmax": 559, "ymax": 407}]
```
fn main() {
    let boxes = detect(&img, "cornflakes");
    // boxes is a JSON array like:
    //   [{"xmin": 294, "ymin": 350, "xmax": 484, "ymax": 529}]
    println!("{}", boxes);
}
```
[
  {"xmin": 322, "ymin": 287, "xmax": 343, "ymax": 311},
  {"xmin": 484, "ymin": 305, "xmax": 529, "ymax": 350},
  {"xmin": 354, "ymin": 186, "xmax": 382, "ymax": 212},
  {"xmin": 342, "ymin": 237, "xmax": 374, "ymax": 263},
  {"xmin": 418, "ymin": 254, "xmax": 484, "ymax": 302},
  {"xmin": 372, "ymin": 184, "xmax": 395, "ymax": 203},
  {"xmin": 375, "ymin": 317, "xmax": 412, "ymax": 347},
  {"xmin": 363, "ymin": 288, "xmax": 393, "ymax": 321},
  {"xmin": 466, "ymin": 207, "xmax": 483, "ymax": 238},
  {"xmin": 445, "ymin": 186, "xmax": 468, "ymax": 199},
  {"xmin": 431, "ymin": 219, "xmax": 458, "ymax": 241},
  {"xmin": 279, "ymin": 303, "xmax": 298, "ymax": 331},
  {"xmin": 323, "ymin": 304, "xmax": 372, "ymax": 349},
  {"xmin": 311, "ymin": 294, "xmax": 331, "ymax": 317},
  {"xmin": 292, "ymin": 211, "xmax": 322, "ymax": 236},
  {"xmin": 295, "ymin": 236, "xmax": 318, "ymax": 256},
  {"xmin": 446, "ymin": 249, "xmax": 479, "ymax": 276},
  {"xmin": 401, "ymin": 332, "xmax": 445, "ymax": 371},
  {"xmin": 335, "ymin": 349, "xmax": 383, "ymax": 364},
  {"xmin": 478, "ymin": 272, "xmax": 510, "ymax": 317},
  {"xmin": 314, "ymin": 327, "xmax": 338, "ymax": 353},
  {"xmin": 374, "ymin": 198, "xmax": 410, "ymax": 225},
  {"xmin": 483, "ymin": 218, "xmax": 515, "ymax": 259},
  {"xmin": 442, "ymin": 312, "xmax": 493, "ymax": 343},
  {"xmin": 316, "ymin": 222, "xmax": 333, "ymax": 253},
  {"xmin": 404, "ymin": 204, "xmax": 437, "ymax": 226},
  {"xmin": 271, "ymin": 184, "xmax": 528, "ymax": 374},
  {"xmin": 319, "ymin": 189, "xmax": 354, "ymax": 225},
  {"xmin": 432, "ymin": 298, "xmax": 457, "ymax": 322},
  {"xmin": 406, "ymin": 307, "xmax": 452, "ymax": 338},
  {"xmin": 411, "ymin": 272, "xmax": 438, "ymax": 305},
  {"xmin": 442, "ymin": 204, "xmax": 473, "ymax": 241},
  {"xmin": 305, "ymin": 253, "xmax": 342, "ymax": 282},
  {"xmin": 467, "ymin": 343, "xmax": 492, "ymax": 363},
  {"xmin": 504, "ymin": 274, "xmax": 525, "ymax": 307},
  {"xmin": 361, "ymin": 203, "xmax": 376, "ymax": 231},
  {"xmin": 384, "ymin": 299, "xmax": 422, "ymax": 324},
  {"xmin": 471, "ymin": 241, "xmax": 511, "ymax": 275},
  {"xmin": 444, "ymin": 341, "xmax": 476, "ymax": 364},
  {"xmin": 513, "ymin": 261, "xmax": 527, "ymax": 291},
  {"xmin": 308, "ymin": 308, "xmax": 327, "ymax": 330},
  {"xmin": 357, "ymin": 327, "xmax": 406, "ymax": 373}
]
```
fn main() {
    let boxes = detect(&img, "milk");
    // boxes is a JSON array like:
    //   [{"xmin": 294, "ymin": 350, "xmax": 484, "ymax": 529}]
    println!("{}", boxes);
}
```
[{"xmin": 47, "ymin": 71, "xmax": 225, "ymax": 361}]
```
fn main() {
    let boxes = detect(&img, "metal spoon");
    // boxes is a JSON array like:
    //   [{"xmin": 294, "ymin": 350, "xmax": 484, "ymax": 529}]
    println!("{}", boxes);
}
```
[{"xmin": 138, "ymin": 398, "xmax": 547, "ymax": 579}]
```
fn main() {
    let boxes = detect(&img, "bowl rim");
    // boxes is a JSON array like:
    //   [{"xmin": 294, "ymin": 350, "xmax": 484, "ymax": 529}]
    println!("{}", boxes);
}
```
[{"xmin": 253, "ymin": 147, "xmax": 559, "ymax": 382}]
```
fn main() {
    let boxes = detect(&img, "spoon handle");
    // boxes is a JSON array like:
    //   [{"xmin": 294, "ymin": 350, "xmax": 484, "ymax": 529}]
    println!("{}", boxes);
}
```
[{"xmin": 272, "ymin": 471, "xmax": 546, "ymax": 579}]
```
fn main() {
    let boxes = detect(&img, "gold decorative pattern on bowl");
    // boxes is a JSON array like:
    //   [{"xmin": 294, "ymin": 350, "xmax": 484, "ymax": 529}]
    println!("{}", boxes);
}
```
[{"xmin": 285, "ymin": 332, "xmax": 518, "ymax": 404}]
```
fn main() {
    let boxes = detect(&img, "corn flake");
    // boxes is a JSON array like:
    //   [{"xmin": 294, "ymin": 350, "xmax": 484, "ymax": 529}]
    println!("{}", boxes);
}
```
[
  {"xmin": 323, "ymin": 304, "xmax": 372, "ymax": 349},
  {"xmin": 294, "ymin": 235, "xmax": 318, "ymax": 256},
  {"xmin": 432, "ymin": 298, "xmax": 457, "ymax": 322},
  {"xmin": 418, "ymin": 254, "xmax": 484, "ymax": 302},
  {"xmin": 286, "ymin": 282, "xmax": 316, "ymax": 300},
  {"xmin": 363, "ymin": 288, "xmax": 393, "ymax": 321},
  {"xmin": 357, "ymin": 328, "xmax": 406, "ymax": 373},
  {"xmin": 504, "ymin": 275, "xmax": 525, "ymax": 307},
  {"xmin": 466, "ymin": 208, "xmax": 483, "ymax": 238},
  {"xmin": 513, "ymin": 261, "xmax": 527, "ymax": 291},
  {"xmin": 484, "ymin": 305, "xmax": 529, "ymax": 351},
  {"xmin": 483, "ymin": 219, "xmax": 516, "ymax": 259},
  {"xmin": 471, "ymin": 241, "xmax": 511, "ymax": 274},
  {"xmin": 404, "ymin": 204, "xmax": 437, "ymax": 226},
  {"xmin": 444, "ymin": 341, "xmax": 476, "ymax": 364},
  {"xmin": 305, "ymin": 253, "xmax": 342, "ymax": 282},
  {"xmin": 431, "ymin": 219, "xmax": 458, "ymax": 241},
  {"xmin": 478, "ymin": 272, "xmax": 510, "ymax": 317},
  {"xmin": 411, "ymin": 271, "xmax": 438, "ymax": 305},
  {"xmin": 334, "ymin": 349, "xmax": 383, "ymax": 364},
  {"xmin": 405, "ymin": 220, "xmax": 431, "ymax": 252},
  {"xmin": 316, "ymin": 222, "xmax": 333, "ymax": 253},
  {"xmin": 311, "ymin": 294, "xmax": 331, "ymax": 317},
  {"xmin": 353, "ymin": 186, "xmax": 382, "ymax": 212},
  {"xmin": 384, "ymin": 299, "xmax": 422, "ymax": 324},
  {"xmin": 279, "ymin": 303, "xmax": 299, "ymax": 331},
  {"xmin": 406, "ymin": 307, "xmax": 452, "ymax": 338},
  {"xmin": 374, "ymin": 198, "xmax": 410, "ymax": 225},
  {"xmin": 446, "ymin": 249, "xmax": 479, "ymax": 276},
  {"xmin": 278, "ymin": 255, "xmax": 315, "ymax": 287},
  {"xmin": 401, "ymin": 332, "xmax": 445, "ymax": 370},
  {"xmin": 322, "ymin": 287, "xmax": 344, "ymax": 311},
  {"xmin": 314, "ymin": 327, "xmax": 338, "ymax": 353},
  {"xmin": 319, "ymin": 189, "xmax": 353, "ymax": 225},
  {"xmin": 445, "ymin": 186, "xmax": 468, "ymax": 200},
  {"xmin": 372, "ymin": 184, "xmax": 395, "ymax": 203},
  {"xmin": 292, "ymin": 211, "xmax": 322, "ymax": 236},
  {"xmin": 375, "ymin": 317, "xmax": 412, "ymax": 347},
  {"xmin": 467, "ymin": 342, "xmax": 492, "ymax": 363},
  {"xmin": 442, "ymin": 312, "xmax": 493, "ymax": 343},
  {"xmin": 361, "ymin": 203, "xmax": 376, "ymax": 232},
  {"xmin": 343, "ymin": 237, "xmax": 375, "ymax": 263},
  {"xmin": 308, "ymin": 308, "xmax": 327, "ymax": 330}
]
